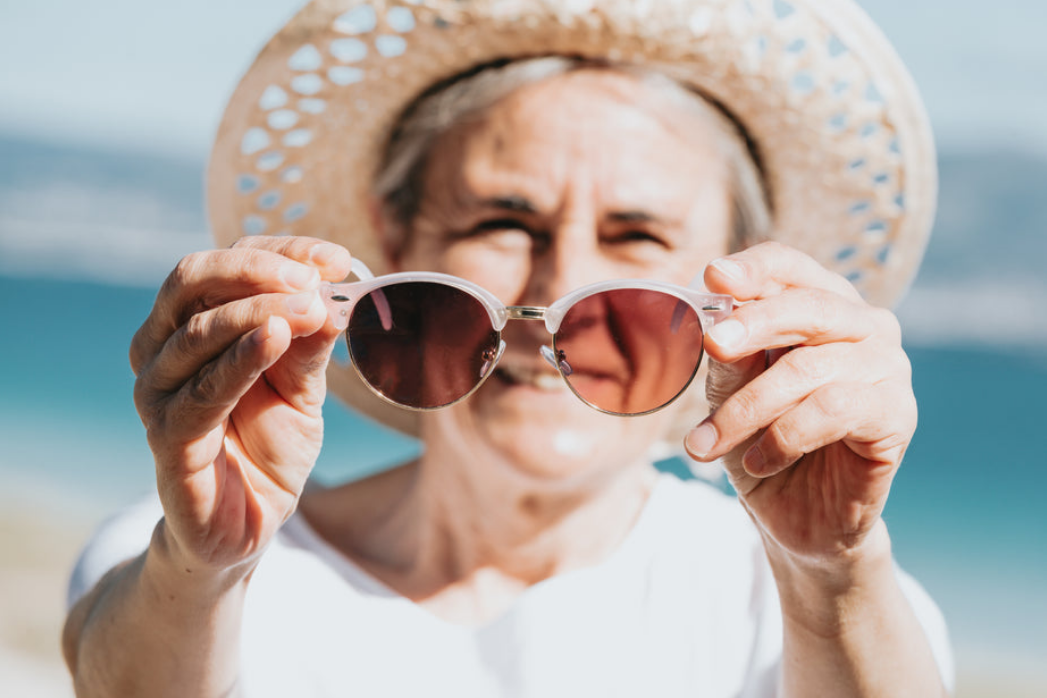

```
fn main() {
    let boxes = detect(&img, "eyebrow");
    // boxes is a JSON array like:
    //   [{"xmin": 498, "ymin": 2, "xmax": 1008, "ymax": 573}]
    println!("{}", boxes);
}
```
[
  {"xmin": 607, "ymin": 210, "xmax": 662, "ymax": 225},
  {"xmin": 478, "ymin": 195, "xmax": 539, "ymax": 214},
  {"xmin": 479, "ymin": 196, "xmax": 671, "ymax": 226}
]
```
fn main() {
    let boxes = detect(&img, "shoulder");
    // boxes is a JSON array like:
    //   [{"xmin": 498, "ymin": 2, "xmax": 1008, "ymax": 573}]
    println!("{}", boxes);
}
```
[
  {"xmin": 65, "ymin": 487, "xmax": 379, "ymax": 611},
  {"xmin": 651, "ymin": 471, "xmax": 741, "ymax": 512},
  {"xmin": 630, "ymin": 473, "xmax": 772, "ymax": 599},
  {"xmin": 646, "ymin": 472, "xmax": 761, "ymax": 550}
]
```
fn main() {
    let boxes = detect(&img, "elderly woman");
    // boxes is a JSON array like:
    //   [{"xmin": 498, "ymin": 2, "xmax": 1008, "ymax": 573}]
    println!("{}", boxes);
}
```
[{"xmin": 63, "ymin": 1, "xmax": 952, "ymax": 696}]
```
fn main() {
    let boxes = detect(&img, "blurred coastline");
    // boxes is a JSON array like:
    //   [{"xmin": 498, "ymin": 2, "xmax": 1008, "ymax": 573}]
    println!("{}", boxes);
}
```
[{"xmin": 1, "ymin": 133, "xmax": 1045, "ymax": 697}]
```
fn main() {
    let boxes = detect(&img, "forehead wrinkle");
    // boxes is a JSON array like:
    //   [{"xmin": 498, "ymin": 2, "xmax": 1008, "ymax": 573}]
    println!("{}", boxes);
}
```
[
  {"xmin": 457, "ymin": 138, "xmax": 567, "ymax": 215},
  {"xmin": 420, "ymin": 69, "xmax": 730, "ymax": 235},
  {"xmin": 540, "ymin": 73, "xmax": 729, "ymax": 229},
  {"xmin": 414, "ymin": 121, "xmax": 528, "ymax": 224}
]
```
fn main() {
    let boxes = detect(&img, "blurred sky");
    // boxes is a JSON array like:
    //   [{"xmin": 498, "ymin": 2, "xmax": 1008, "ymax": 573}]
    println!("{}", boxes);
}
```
[{"xmin": 2, "ymin": 0, "xmax": 1046, "ymax": 160}]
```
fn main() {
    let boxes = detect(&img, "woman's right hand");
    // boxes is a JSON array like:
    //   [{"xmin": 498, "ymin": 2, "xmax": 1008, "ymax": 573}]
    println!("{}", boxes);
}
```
[{"xmin": 129, "ymin": 236, "xmax": 352, "ymax": 578}]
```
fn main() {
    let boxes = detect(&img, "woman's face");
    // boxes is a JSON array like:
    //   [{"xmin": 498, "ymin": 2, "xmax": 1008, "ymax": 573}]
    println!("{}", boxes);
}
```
[{"xmin": 392, "ymin": 69, "xmax": 734, "ymax": 482}]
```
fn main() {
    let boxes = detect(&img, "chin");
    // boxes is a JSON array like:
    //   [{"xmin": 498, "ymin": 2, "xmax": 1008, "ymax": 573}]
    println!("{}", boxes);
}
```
[{"xmin": 451, "ymin": 378, "xmax": 664, "ymax": 485}]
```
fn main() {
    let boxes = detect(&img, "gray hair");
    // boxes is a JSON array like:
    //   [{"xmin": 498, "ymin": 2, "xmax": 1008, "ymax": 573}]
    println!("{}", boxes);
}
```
[{"xmin": 373, "ymin": 56, "xmax": 771, "ymax": 252}]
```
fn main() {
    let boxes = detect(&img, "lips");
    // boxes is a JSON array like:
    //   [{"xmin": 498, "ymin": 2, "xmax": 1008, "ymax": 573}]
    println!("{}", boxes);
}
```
[
  {"xmin": 493, "ymin": 358, "xmax": 626, "ymax": 395},
  {"xmin": 494, "ymin": 363, "xmax": 566, "ymax": 391}
]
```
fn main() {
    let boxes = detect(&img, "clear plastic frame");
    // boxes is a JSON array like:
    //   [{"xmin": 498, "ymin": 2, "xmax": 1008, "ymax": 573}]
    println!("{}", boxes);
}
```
[{"xmin": 322, "ymin": 258, "xmax": 734, "ymax": 416}]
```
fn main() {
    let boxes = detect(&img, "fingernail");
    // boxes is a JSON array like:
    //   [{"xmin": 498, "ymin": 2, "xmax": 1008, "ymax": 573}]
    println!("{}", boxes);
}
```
[
  {"xmin": 685, "ymin": 420, "xmax": 719, "ymax": 459},
  {"xmin": 708, "ymin": 319, "xmax": 747, "ymax": 350},
  {"xmin": 281, "ymin": 262, "xmax": 319, "ymax": 290},
  {"xmin": 711, "ymin": 258, "xmax": 745, "ymax": 281},
  {"xmin": 286, "ymin": 290, "xmax": 319, "ymax": 315},
  {"xmin": 310, "ymin": 243, "xmax": 342, "ymax": 266},
  {"xmin": 744, "ymin": 445, "xmax": 767, "ymax": 476},
  {"xmin": 251, "ymin": 317, "xmax": 275, "ymax": 346}
]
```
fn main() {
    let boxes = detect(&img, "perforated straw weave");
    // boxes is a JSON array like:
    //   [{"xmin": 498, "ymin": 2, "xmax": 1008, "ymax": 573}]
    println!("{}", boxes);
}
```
[{"xmin": 208, "ymin": 0, "xmax": 937, "ymax": 443}]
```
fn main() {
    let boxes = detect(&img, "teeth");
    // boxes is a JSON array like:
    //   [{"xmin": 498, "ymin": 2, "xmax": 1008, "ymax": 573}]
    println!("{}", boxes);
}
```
[
  {"xmin": 499, "ymin": 364, "xmax": 565, "ymax": 391},
  {"xmin": 533, "ymin": 373, "xmax": 564, "ymax": 391}
]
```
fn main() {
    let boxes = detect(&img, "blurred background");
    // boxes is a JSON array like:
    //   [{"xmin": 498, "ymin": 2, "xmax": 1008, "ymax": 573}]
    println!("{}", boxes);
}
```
[{"xmin": 1, "ymin": 1, "xmax": 1044, "ymax": 696}]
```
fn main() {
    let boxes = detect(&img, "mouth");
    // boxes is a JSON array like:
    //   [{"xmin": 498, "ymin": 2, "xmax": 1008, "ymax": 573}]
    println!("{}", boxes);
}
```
[
  {"xmin": 494, "ymin": 363, "xmax": 566, "ymax": 392},
  {"xmin": 493, "ymin": 358, "xmax": 627, "ymax": 396}
]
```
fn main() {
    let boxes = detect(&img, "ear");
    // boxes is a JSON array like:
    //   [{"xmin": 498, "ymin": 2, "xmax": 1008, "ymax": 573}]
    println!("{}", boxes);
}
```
[{"xmin": 366, "ymin": 196, "xmax": 406, "ymax": 272}]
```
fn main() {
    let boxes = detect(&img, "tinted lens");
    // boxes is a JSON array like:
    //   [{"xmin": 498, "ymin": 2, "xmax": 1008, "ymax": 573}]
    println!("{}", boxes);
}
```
[
  {"xmin": 347, "ymin": 282, "xmax": 500, "ymax": 409},
  {"xmin": 553, "ymin": 289, "xmax": 704, "ymax": 415}
]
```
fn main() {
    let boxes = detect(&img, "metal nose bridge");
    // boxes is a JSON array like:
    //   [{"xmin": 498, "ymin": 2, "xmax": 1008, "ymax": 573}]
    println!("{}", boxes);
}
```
[
  {"xmin": 505, "ymin": 306, "xmax": 564, "ymax": 373},
  {"xmin": 506, "ymin": 306, "xmax": 547, "ymax": 321}
]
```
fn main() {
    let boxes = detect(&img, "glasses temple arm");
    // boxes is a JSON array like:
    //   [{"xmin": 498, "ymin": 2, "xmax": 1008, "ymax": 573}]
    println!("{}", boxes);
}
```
[
  {"xmin": 322, "ymin": 258, "xmax": 393, "ymax": 330},
  {"xmin": 350, "ymin": 257, "xmax": 376, "ymax": 281},
  {"xmin": 350, "ymin": 258, "xmax": 393, "ymax": 330}
]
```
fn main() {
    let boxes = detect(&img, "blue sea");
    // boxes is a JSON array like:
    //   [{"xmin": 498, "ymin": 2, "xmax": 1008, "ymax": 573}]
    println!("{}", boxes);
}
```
[{"xmin": 1, "ymin": 272, "xmax": 1044, "ymax": 679}]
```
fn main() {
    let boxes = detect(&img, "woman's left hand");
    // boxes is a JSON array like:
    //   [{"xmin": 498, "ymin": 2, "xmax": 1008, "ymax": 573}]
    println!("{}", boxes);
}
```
[{"xmin": 685, "ymin": 241, "xmax": 917, "ymax": 568}]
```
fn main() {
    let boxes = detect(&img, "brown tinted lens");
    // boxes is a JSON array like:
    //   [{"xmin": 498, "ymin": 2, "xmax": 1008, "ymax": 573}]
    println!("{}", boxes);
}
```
[
  {"xmin": 348, "ymin": 282, "xmax": 500, "ymax": 409},
  {"xmin": 553, "ymin": 289, "xmax": 704, "ymax": 415}
]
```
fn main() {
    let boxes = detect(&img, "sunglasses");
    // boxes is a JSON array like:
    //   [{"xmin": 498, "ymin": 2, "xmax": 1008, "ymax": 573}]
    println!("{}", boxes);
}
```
[{"xmin": 322, "ymin": 259, "xmax": 733, "ymax": 416}]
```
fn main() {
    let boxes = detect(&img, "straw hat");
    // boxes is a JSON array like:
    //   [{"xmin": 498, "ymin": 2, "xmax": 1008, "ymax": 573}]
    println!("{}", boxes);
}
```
[{"xmin": 207, "ymin": 0, "xmax": 936, "ymax": 443}]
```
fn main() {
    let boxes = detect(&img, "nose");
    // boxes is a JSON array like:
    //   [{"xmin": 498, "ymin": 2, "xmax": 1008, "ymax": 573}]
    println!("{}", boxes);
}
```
[{"xmin": 515, "ymin": 219, "xmax": 612, "ymax": 306}]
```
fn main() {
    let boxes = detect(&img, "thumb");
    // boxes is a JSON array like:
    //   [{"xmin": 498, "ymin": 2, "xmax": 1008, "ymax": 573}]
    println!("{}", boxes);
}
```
[
  {"xmin": 690, "ymin": 353, "xmax": 766, "ymax": 496},
  {"xmin": 705, "ymin": 354, "xmax": 763, "ymax": 411}
]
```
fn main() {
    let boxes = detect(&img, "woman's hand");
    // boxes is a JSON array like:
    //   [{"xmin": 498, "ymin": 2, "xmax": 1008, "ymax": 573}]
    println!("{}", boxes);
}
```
[
  {"xmin": 685, "ymin": 241, "xmax": 917, "ymax": 571},
  {"xmin": 129, "ymin": 236, "xmax": 352, "ymax": 577}
]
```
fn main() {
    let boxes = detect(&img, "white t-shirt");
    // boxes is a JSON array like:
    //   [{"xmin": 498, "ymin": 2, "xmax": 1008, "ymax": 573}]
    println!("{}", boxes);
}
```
[{"xmin": 68, "ymin": 474, "xmax": 954, "ymax": 697}]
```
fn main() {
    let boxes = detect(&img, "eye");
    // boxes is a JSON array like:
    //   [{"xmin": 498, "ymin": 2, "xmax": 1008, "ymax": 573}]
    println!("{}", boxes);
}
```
[
  {"xmin": 445, "ymin": 218, "xmax": 546, "ymax": 254},
  {"xmin": 471, "ymin": 218, "xmax": 533, "ymax": 235},
  {"xmin": 444, "ymin": 218, "xmax": 530, "ymax": 243},
  {"xmin": 606, "ymin": 229, "xmax": 670, "ymax": 248}
]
